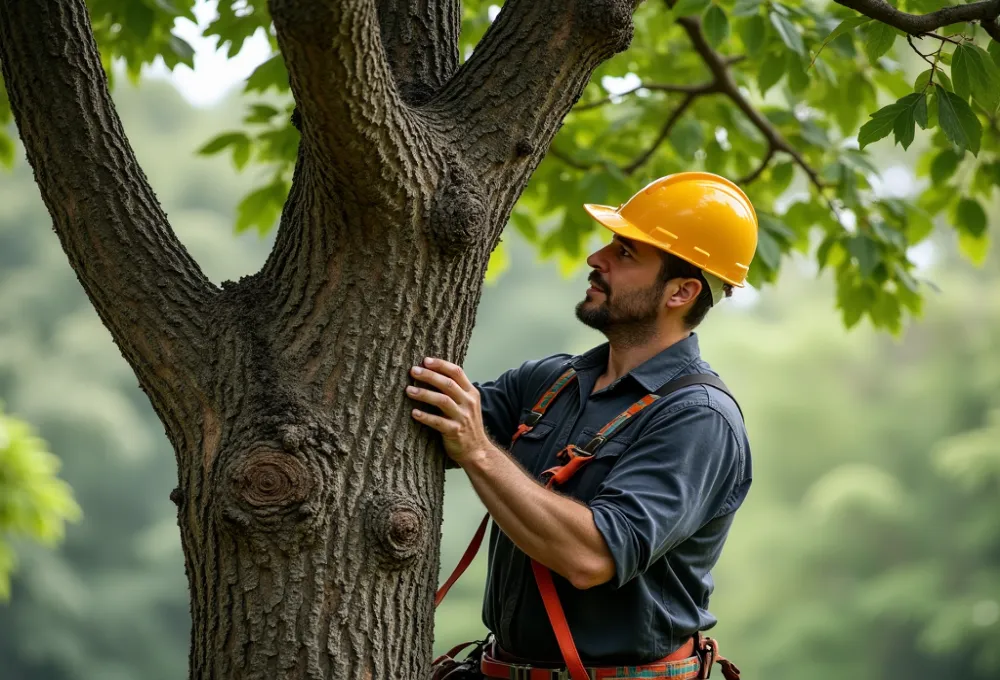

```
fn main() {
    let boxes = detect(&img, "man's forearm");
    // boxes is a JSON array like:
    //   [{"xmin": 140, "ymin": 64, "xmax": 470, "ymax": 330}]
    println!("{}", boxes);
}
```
[{"xmin": 461, "ymin": 444, "xmax": 615, "ymax": 589}]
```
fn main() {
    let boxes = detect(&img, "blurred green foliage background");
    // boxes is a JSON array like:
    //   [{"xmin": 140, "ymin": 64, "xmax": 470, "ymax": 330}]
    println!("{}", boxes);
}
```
[{"xmin": 1, "ymin": 69, "xmax": 999, "ymax": 680}]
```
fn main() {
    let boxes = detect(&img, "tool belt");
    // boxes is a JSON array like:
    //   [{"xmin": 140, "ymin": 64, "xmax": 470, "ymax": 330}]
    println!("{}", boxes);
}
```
[
  {"xmin": 432, "ymin": 367, "xmax": 745, "ymax": 680},
  {"xmin": 478, "ymin": 634, "xmax": 738, "ymax": 680}
]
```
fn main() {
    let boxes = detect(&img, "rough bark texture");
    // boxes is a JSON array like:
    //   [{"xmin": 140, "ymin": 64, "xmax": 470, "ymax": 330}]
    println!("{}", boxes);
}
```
[{"xmin": 0, "ymin": 0, "xmax": 639, "ymax": 678}]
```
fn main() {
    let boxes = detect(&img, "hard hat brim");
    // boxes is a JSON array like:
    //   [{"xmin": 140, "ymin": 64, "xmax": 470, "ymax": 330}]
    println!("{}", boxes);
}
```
[{"xmin": 582, "ymin": 202, "xmax": 746, "ymax": 287}]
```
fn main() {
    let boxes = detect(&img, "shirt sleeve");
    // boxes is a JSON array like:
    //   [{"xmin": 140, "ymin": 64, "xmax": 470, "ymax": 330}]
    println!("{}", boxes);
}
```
[
  {"xmin": 474, "ymin": 355, "xmax": 574, "ymax": 448},
  {"xmin": 589, "ymin": 403, "xmax": 748, "ymax": 588}
]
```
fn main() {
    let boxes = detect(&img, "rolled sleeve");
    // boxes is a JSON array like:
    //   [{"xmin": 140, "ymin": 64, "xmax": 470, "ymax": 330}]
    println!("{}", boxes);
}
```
[{"xmin": 590, "ymin": 403, "xmax": 746, "ymax": 588}]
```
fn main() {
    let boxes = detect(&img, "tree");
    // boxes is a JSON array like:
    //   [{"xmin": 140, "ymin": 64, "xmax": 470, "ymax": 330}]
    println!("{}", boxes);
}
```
[{"xmin": 0, "ymin": 1, "xmax": 997, "ymax": 679}]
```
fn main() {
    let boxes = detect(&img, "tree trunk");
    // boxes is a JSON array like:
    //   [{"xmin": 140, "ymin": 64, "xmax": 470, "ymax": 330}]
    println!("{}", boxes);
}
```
[{"xmin": 0, "ymin": 0, "xmax": 638, "ymax": 678}]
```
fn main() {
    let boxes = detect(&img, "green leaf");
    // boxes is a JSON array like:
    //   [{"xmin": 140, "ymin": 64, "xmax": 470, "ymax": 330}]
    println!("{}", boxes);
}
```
[
  {"xmin": 848, "ymin": 234, "xmax": 880, "ymax": 278},
  {"xmin": 739, "ymin": 15, "xmax": 768, "ymax": 57},
  {"xmin": 755, "ymin": 223, "xmax": 783, "ymax": 269},
  {"xmin": 958, "ymin": 230, "xmax": 990, "ymax": 265},
  {"xmin": 244, "ymin": 104, "xmax": 281, "ymax": 125},
  {"xmin": 168, "ymin": 35, "xmax": 195, "ymax": 68},
  {"xmin": 732, "ymin": 0, "xmax": 763, "ymax": 17},
  {"xmin": 758, "ymin": 51, "xmax": 786, "ymax": 95},
  {"xmin": 770, "ymin": 12, "xmax": 806, "ymax": 57},
  {"xmin": 936, "ymin": 86, "xmax": 982, "ymax": 156},
  {"xmin": 197, "ymin": 132, "xmax": 250, "ymax": 156},
  {"xmin": 786, "ymin": 52, "xmax": 809, "ymax": 93},
  {"xmin": 857, "ymin": 93, "xmax": 926, "ymax": 151},
  {"xmin": 949, "ymin": 43, "xmax": 1000, "ymax": 112},
  {"xmin": 245, "ymin": 55, "xmax": 290, "ymax": 93},
  {"xmin": 703, "ymin": 4, "xmax": 730, "ymax": 47},
  {"xmin": 930, "ymin": 149, "xmax": 961, "ymax": 184},
  {"xmin": 811, "ymin": 16, "xmax": 872, "ymax": 67},
  {"xmin": 989, "ymin": 40, "xmax": 1000, "ymax": 68},
  {"xmin": 862, "ymin": 22, "xmax": 897, "ymax": 64},
  {"xmin": 673, "ymin": 0, "xmax": 711, "ymax": 17},
  {"xmin": 669, "ymin": 119, "xmax": 705, "ymax": 160},
  {"xmin": 771, "ymin": 161, "xmax": 795, "ymax": 194},
  {"xmin": 913, "ymin": 69, "xmax": 936, "ymax": 92},
  {"xmin": 954, "ymin": 197, "xmax": 987, "ymax": 238},
  {"xmin": 236, "ymin": 178, "xmax": 289, "ymax": 235}
]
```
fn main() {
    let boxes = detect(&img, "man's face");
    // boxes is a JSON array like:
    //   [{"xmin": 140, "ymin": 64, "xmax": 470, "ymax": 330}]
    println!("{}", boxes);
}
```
[{"xmin": 575, "ymin": 236, "xmax": 667, "ymax": 342}]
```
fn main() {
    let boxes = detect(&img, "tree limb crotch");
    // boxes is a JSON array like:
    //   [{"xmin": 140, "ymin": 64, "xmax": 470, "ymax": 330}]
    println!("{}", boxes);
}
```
[
  {"xmin": 268, "ymin": 0, "xmax": 428, "ymax": 193},
  {"xmin": 0, "ymin": 0, "xmax": 216, "ymax": 437},
  {"xmin": 376, "ymin": 0, "xmax": 461, "ymax": 105},
  {"xmin": 428, "ymin": 0, "xmax": 641, "ymax": 244}
]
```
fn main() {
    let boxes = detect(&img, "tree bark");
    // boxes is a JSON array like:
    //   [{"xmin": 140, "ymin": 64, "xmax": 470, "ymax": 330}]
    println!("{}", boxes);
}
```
[{"xmin": 0, "ymin": 0, "xmax": 638, "ymax": 678}]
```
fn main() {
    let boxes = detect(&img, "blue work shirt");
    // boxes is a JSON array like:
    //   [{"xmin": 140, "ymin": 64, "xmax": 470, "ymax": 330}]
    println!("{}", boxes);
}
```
[{"xmin": 475, "ymin": 333, "xmax": 751, "ymax": 665}]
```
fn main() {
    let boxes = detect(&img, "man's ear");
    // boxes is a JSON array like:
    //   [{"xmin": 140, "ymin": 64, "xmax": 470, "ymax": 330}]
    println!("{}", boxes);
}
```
[{"xmin": 664, "ymin": 278, "xmax": 702, "ymax": 310}]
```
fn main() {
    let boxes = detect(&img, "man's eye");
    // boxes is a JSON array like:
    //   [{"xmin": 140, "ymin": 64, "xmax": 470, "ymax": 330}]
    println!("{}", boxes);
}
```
[{"xmin": 619, "ymin": 246, "xmax": 632, "ymax": 259}]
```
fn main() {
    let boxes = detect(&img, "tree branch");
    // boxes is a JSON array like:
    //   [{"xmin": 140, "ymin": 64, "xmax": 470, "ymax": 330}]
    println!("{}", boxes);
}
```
[
  {"xmin": 0, "ymin": 0, "xmax": 215, "ymax": 428},
  {"xmin": 676, "ymin": 15, "xmax": 827, "ymax": 195},
  {"xmin": 573, "ymin": 80, "xmax": 716, "ymax": 111},
  {"xmin": 623, "ymin": 93, "xmax": 700, "ymax": 174},
  {"xmin": 737, "ymin": 145, "xmax": 776, "ymax": 185},
  {"xmin": 833, "ymin": 0, "xmax": 1000, "ymax": 37},
  {"xmin": 376, "ymin": 0, "xmax": 461, "ymax": 105},
  {"xmin": 429, "ymin": 0, "xmax": 641, "ymax": 218},
  {"xmin": 268, "ymin": 0, "xmax": 420, "ymax": 191}
]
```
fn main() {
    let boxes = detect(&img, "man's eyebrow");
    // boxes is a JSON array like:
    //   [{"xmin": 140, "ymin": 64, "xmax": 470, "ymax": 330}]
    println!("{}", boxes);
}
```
[{"xmin": 614, "ymin": 235, "xmax": 639, "ymax": 254}]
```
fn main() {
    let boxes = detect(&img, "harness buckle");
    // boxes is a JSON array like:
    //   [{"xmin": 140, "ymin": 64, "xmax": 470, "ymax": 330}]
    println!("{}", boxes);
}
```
[
  {"xmin": 582, "ymin": 435, "xmax": 606, "ymax": 453},
  {"xmin": 525, "ymin": 411, "xmax": 543, "ymax": 426}
]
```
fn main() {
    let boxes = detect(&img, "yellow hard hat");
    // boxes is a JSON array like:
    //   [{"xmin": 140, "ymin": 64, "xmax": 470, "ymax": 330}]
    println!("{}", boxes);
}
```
[{"xmin": 583, "ymin": 171, "xmax": 758, "ymax": 287}]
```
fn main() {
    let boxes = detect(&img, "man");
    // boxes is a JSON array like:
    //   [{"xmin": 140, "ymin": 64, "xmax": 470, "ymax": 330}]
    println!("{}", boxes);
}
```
[{"xmin": 409, "ymin": 172, "xmax": 756, "ymax": 680}]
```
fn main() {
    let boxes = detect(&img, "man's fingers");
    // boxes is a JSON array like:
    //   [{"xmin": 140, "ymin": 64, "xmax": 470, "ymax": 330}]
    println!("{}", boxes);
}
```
[
  {"xmin": 410, "ymin": 365, "xmax": 464, "ymax": 401},
  {"xmin": 411, "ymin": 408, "xmax": 458, "ymax": 435},
  {"xmin": 406, "ymin": 386, "xmax": 461, "ymax": 418},
  {"xmin": 422, "ymin": 357, "xmax": 474, "ymax": 392}
]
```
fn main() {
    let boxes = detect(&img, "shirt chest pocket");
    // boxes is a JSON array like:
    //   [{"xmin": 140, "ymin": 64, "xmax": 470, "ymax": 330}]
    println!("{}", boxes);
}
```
[{"xmin": 557, "ymin": 427, "xmax": 634, "ymax": 502}]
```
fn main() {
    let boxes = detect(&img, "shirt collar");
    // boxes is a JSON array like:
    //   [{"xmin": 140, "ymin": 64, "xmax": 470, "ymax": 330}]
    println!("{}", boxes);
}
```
[{"xmin": 571, "ymin": 333, "xmax": 701, "ymax": 393}]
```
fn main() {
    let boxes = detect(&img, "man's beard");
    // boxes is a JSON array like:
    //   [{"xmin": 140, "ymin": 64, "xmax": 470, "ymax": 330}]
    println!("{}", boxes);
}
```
[{"xmin": 575, "ymin": 273, "xmax": 665, "ymax": 347}]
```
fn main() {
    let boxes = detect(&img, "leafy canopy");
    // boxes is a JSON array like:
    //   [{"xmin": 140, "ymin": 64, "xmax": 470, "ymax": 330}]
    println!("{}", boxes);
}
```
[{"xmin": 1, "ymin": 0, "xmax": 999, "ymax": 334}]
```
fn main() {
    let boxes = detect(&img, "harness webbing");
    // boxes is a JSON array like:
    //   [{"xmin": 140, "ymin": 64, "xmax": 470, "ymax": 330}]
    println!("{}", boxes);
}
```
[{"xmin": 435, "ymin": 365, "xmax": 743, "ymax": 680}]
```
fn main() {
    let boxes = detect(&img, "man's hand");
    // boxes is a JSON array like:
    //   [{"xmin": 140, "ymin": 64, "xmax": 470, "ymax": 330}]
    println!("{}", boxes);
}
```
[{"xmin": 407, "ymin": 358, "xmax": 491, "ymax": 466}]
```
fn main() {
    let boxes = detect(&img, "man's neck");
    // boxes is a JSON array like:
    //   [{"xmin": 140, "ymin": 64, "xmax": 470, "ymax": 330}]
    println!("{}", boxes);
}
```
[{"xmin": 595, "ymin": 328, "xmax": 692, "ymax": 391}]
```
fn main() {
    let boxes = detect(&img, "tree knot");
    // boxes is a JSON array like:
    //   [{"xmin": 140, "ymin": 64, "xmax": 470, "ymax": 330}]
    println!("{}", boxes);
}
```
[
  {"xmin": 428, "ymin": 158, "xmax": 488, "ymax": 255},
  {"xmin": 232, "ymin": 448, "xmax": 314, "ymax": 512},
  {"xmin": 365, "ymin": 494, "xmax": 427, "ymax": 568}
]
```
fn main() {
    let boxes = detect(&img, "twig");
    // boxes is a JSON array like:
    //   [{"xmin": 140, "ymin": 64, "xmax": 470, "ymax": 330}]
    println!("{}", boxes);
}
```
[
  {"xmin": 906, "ymin": 34, "xmax": 937, "ymax": 66},
  {"xmin": 574, "ymin": 81, "xmax": 716, "ymax": 111},
  {"xmin": 737, "ymin": 146, "xmax": 776, "ymax": 185},
  {"xmin": 623, "ymin": 94, "xmax": 699, "ymax": 174}
]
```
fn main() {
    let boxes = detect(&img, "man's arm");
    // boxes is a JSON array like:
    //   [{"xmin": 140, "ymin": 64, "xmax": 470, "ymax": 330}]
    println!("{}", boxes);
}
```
[
  {"xmin": 461, "ymin": 443, "xmax": 615, "ymax": 590},
  {"xmin": 406, "ymin": 357, "xmax": 615, "ymax": 589}
]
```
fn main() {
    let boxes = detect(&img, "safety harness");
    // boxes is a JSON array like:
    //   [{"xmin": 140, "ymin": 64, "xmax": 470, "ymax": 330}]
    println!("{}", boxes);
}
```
[{"xmin": 434, "ymin": 367, "xmax": 743, "ymax": 680}]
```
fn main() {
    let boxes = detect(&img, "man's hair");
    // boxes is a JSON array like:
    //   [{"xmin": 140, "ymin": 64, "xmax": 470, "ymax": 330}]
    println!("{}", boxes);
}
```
[{"xmin": 656, "ymin": 251, "xmax": 732, "ymax": 329}]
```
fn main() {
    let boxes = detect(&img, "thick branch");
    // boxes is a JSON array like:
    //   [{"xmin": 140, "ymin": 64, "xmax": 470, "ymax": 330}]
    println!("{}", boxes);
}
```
[
  {"xmin": 428, "ymin": 0, "xmax": 640, "ymax": 225},
  {"xmin": 834, "ymin": 0, "xmax": 1000, "ymax": 38},
  {"xmin": 377, "ymin": 0, "xmax": 461, "ymax": 105},
  {"xmin": 268, "ymin": 0, "xmax": 421, "ymax": 190},
  {"xmin": 0, "ymin": 0, "xmax": 215, "ymax": 431}
]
